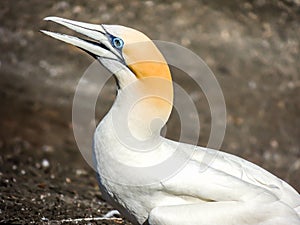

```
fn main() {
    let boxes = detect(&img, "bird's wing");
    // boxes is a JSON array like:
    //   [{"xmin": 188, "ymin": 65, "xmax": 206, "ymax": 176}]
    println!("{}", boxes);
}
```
[
  {"xmin": 148, "ymin": 139, "xmax": 300, "ymax": 224},
  {"xmin": 152, "ymin": 145, "xmax": 300, "ymax": 225},
  {"xmin": 161, "ymin": 140, "xmax": 300, "ymax": 208},
  {"xmin": 148, "ymin": 200, "xmax": 300, "ymax": 225}
]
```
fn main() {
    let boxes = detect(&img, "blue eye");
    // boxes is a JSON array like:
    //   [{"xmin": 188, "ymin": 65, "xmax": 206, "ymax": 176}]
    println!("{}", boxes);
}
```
[{"xmin": 112, "ymin": 37, "xmax": 124, "ymax": 49}]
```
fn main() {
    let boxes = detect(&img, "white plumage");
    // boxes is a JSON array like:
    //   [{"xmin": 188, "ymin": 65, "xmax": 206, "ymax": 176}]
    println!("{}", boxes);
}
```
[{"xmin": 42, "ymin": 16, "xmax": 300, "ymax": 225}]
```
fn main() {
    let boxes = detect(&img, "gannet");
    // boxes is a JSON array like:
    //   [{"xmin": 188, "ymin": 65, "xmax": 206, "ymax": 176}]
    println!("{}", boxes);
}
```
[{"xmin": 42, "ymin": 17, "xmax": 300, "ymax": 225}]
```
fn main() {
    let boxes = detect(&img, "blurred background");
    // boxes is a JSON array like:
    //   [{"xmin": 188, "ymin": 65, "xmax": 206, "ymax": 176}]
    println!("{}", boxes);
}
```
[{"xmin": 1, "ymin": 0, "xmax": 299, "ymax": 223}]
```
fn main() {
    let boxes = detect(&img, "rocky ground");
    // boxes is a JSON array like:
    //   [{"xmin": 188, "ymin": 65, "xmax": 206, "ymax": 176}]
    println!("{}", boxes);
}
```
[{"xmin": 0, "ymin": 0, "xmax": 299, "ymax": 224}]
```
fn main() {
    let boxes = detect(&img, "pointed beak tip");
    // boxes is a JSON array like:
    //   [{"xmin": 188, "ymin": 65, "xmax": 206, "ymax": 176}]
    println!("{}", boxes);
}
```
[
  {"xmin": 40, "ymin": 30, "xmax": 52, "ymax": 36},
  {"xmin": 41, "ymin": 16, "xmax": 120, "ymax": 61},
  {"xmin": 40, "ymin": 30, "xmax": 63, "ymax": 41},
  {"xmin": 43, "ymin": 16, "xmax": 58, "ymax": 22},
  {"xmin": 40, "ymin": 30, "xmax": 48, "ymax": 36}
]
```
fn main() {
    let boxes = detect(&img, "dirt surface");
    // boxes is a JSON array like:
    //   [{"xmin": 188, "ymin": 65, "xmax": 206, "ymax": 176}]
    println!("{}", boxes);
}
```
[{"xmin": 1, "ymin": 0, "xmax": 300, "ymax": 224}]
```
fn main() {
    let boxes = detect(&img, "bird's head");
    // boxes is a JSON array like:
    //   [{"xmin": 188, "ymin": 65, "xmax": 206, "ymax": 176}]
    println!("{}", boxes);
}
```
[
  {"xmin": 42, "ymin": 17, "xmax": 173, "ymax": 139},
  {"xmin": 41, "ymin": 17, "xmax": 172, "ymax": 88}
]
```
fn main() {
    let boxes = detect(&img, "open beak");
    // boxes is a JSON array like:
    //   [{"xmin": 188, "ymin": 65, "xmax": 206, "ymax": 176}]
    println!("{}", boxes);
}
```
[{"xmin": 41, "ymin": 16, "xmax": 122, "ymax": 62}]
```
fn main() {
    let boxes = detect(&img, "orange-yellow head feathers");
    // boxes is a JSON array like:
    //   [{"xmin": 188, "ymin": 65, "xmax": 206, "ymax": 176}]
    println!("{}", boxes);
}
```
[{"xmin": 104, "ymin": 25, "xmax": 172, "ymax": 82}]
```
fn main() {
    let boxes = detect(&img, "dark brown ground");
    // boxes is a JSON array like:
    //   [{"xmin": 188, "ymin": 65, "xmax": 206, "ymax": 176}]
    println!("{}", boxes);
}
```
[{"xmin": 0, "ymin": 0, "xmax": 299, "ymax": 224}]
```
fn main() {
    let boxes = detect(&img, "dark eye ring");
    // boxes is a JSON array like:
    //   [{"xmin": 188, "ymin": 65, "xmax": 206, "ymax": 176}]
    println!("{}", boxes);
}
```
[{"xmin": 112, "ymin": 37, "xmax": 124, "ymax": 49}]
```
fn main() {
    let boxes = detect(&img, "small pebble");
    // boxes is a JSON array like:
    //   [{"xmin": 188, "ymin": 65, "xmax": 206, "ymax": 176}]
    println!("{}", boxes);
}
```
[
  {"xmin": 41, "ymin": 216, "xmax": 49, "ymax": 222},
  {"xmin": 181, "ymin": 38, "xmax": 191, "ymax": 46},
  {"xmin": 270, "ymin": 139, "xmax": 279, "ymax": 149},
  {"xmin": 291, "ymin": 159, "xmax": 300, "ymax": 170},
  {"xmin": 26, "ymin": 30, "xmax": 34, "ymax": 38},
  {"xmin": 75, "ymin": 169, "xmax": 87, "ymax": 176},
  {"xmin": 235, "ymin": 117, "xmax": 244, "ymax": 125},
  {"xmin": 40, "ymin": 194, "xmax": 46, "ymax": 200},
  {"xmin": 287, "ymin": 81, "xmax": 295, "ymax": 89},
  {"xmin": 172, "ymin": 2, "xmax": 182, "ymax": 9},
  {"xmin": 243, "ymin": 2, "xmax": 253, "ymax": 10},
  {"xmin": 38, "ymin": 183, "xmax": 47, "ymax": 189},
  {"xmin": 52, "ymin": 1, "xmax": 70, "ymax": 11},
  {"xmin": 277, "ymin": 101, "xmax": 285, "ymax": 109},
  {"xmin": 144, "ymin": 1, "xmax": 154, "ymax": 7},
  {"xmin": 42, "ymin": 145, "xmax": 54, "ymax": 153},
  {"xmin": 66, "ymin": 177, "xmax": 71, "ymax": 183},
  {"xmin": 42, "ymin": 159, "xmax": 50, "ymax": 168},
  {"xmin": 73, "ymin": 5, "xmax": 83, "ymax": 14},
  {"xmin": 21, "ymin": 169, "xmax": 26, "ymax": 175},
  {"xmin": 35, "ymin": 162, "xmax": 41, "ymax": 169},
  {"xmin": 263, "ymin": 151, "xmax": 272, "ymax": 161},
  {"xmin": 248, "ymin": 81, "xmax": 257, "ymax": 89},
  {"xmin": 248, "ymin": 12, "xmax": 258, "ymax": 20}
]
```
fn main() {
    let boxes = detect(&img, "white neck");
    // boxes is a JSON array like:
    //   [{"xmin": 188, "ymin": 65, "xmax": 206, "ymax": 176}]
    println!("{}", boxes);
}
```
[{"xmin": 111, "ymin": 79, "xmax": 173, "ymax": 141}]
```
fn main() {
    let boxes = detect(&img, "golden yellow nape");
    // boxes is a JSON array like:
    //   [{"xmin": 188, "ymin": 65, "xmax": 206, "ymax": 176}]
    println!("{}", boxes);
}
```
[
  {"xmin": 121, "ymin": 37, "xmax": 174, "ymax": 138},
  {"xmin": 126, "ymin": 63, "xmax": 173, "ymax": 139},
  {"xmin": 129, "ymin": 61, "xmax": 172, "ymax": 80},
  {"xmin": 128, "ymin": 60, "xmax": 173, "ymax": 112}
]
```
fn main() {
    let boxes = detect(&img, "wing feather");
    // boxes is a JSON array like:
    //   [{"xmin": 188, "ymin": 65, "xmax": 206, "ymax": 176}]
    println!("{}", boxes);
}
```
[{"xmin": 163, "ymin": 140, "xmax": 300, "ymax": 210}]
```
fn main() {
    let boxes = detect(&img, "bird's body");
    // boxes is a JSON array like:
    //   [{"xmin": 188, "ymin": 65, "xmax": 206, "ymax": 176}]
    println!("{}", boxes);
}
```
[
  {"xmin": 42, "ymin": 17, "xmax": 300, "ymax": 225},
  {"xmin": 94, "ymin": 107, "xmax": 300, "ymax": 225}
]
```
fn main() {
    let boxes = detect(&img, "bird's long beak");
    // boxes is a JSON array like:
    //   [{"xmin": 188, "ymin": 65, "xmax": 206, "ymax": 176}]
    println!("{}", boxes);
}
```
[{"xmin": 41, "ymin": 16, "xmax": 122, "ymax": 62}]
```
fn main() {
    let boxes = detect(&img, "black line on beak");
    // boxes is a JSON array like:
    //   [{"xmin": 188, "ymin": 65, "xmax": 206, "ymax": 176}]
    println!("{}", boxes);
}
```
[
  {"xmin": 62, "ymin": 20, "xmax": 107, "ymax": 36},
  {"xmin": 83, "ymin": 38, "xmax": 110, "ymax": 51}
]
